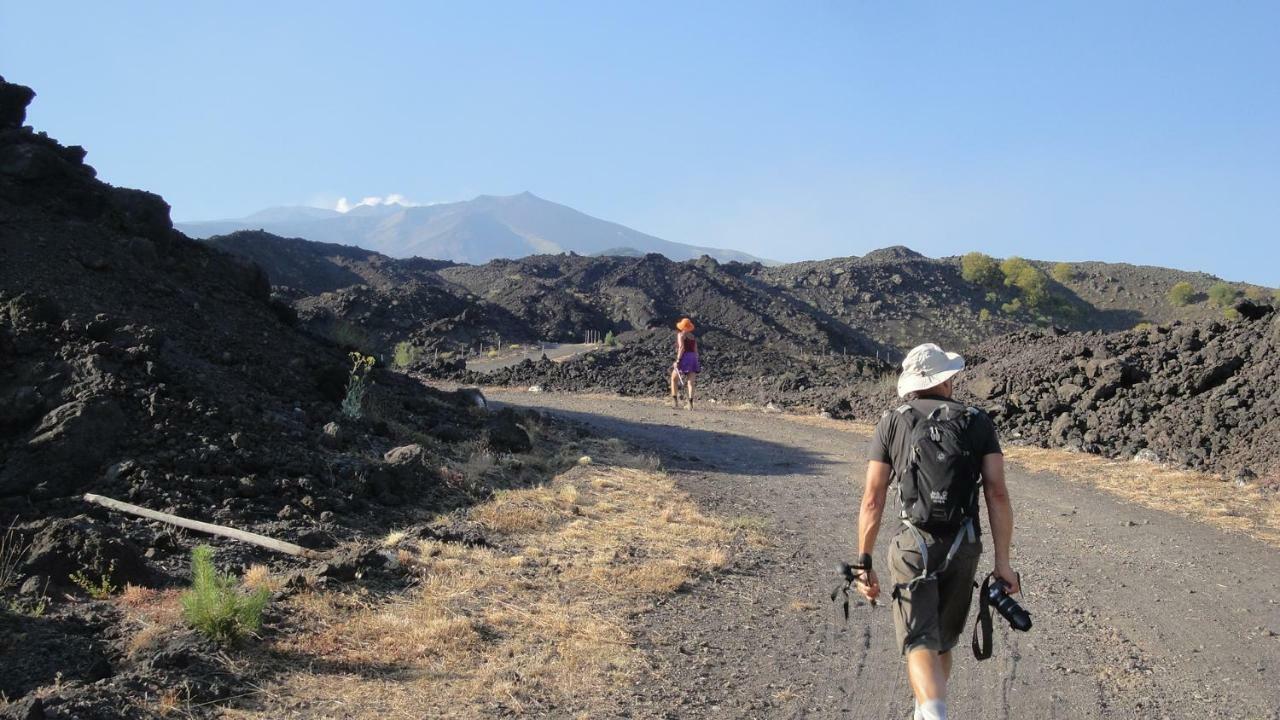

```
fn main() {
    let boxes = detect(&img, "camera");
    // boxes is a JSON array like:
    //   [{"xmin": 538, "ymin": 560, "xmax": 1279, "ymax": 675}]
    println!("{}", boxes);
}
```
[{"xmin": 985, "ymin": 578, "xmax": 1032, "ymax": 632}]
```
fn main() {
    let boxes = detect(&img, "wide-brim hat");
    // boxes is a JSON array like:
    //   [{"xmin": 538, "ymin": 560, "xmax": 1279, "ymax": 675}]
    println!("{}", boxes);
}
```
[
  {"xmin": 676, "ymin": 318, "xmax": 695, "ymax": 332},
  {"xmin": 897, "ymin": 343, "xmax": 965, "ymax": 398}
]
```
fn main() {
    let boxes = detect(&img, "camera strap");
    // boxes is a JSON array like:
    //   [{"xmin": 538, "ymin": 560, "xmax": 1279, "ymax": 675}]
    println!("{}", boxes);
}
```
[{"xmin": 972, "ymin": 575, "xmax": 994, "ymax": 661}]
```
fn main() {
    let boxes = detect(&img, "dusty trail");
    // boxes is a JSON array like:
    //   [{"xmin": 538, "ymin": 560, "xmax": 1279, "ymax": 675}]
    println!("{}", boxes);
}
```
[{"xmin": 487, "ymin": 390, "xmax": 1280, "ymax": 720}]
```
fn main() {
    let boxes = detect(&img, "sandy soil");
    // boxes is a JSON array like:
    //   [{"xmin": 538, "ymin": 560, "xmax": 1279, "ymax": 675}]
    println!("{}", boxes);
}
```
[{"xmin": 487, "ymin": 389, "xmax": 1280, "ymax": 720}]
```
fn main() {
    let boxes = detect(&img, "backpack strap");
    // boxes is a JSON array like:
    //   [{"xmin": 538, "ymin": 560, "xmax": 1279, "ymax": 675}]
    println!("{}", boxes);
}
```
[{"xmin": 893, "ymin": 517, "xmax": 976, "ymax": 593}]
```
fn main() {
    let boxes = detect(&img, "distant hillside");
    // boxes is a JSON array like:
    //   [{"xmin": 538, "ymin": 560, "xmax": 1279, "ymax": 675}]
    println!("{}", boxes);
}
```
[
  {"xmin": 180, "ymin": 193, "xmax": 768, "ymax": 265},
  {"xmin": 201, "ymin": 231, "xmax": 1270, "ymax": 363}
]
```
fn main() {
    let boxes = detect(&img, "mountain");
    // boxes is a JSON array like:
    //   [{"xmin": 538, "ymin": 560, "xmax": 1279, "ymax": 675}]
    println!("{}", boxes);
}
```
[{"xmin": 178, "ymin": 192, "xmax": 769, "ymax": 265}]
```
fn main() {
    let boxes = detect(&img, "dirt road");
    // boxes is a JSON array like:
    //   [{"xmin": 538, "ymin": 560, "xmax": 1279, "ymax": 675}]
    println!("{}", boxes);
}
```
[
  {"xmin": 464, "ymin": 343, "xmax": 598, "ymax": 372},
  {"xmin": 487, "ymin": 390, "xmax": 1280, "ymax": 719}
]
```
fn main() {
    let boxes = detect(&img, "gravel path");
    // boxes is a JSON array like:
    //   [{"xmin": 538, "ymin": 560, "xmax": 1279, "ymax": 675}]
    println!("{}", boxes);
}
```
[
  {"xmin": 464, "ymin": 343, "xmax": 597, "ymax": 372},
  {"xmin": 487, "ymin": 390, "xmax": 1280, "ymax": 720}
]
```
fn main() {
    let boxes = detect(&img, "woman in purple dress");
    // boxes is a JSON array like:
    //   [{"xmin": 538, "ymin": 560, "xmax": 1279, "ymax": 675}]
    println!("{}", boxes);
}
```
[{"xmin": 670, "ymin": 317, "xmax": 701, "ymax": 409}]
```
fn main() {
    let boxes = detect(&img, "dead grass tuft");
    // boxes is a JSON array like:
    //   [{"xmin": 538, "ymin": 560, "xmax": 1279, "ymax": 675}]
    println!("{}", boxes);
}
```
[
  {"xmin": 1006, "ymin": 446, "xmax": 1280, "ymax": 547},
  {"xmin": 118, "ymin": 583, "xmax": 158, "ymax": 608},
  {"xmin": 257, "ymin": 460, "xmax": 738, "ymax": 718},
  {"xmin": 242, "ymin": 564, "xmax": 280, "ymax": 594}
]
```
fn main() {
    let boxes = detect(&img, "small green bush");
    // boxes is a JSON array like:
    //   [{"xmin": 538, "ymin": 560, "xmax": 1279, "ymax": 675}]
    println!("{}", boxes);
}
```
[
  {"xmin": 342, "ymin": 352, "xmax": 375, "ymax": 419},
  {"xmin": 961, "ymin": 252, "xmax": 1003, "ymax": 287},
  {"xmin": 392, "ymin": 341, "xmax": 421, "ymax": 369},
  {"xmin": 1223, "ymin": 307, "xmax": 1242, "ymax": 321},
  {"xmin": 603, "ymin": 330, "xmax": 616, "ymax": 347},
  {"xmin": 1001, "ymin": 298, "xmax": 1023, "ymax": 315},
  {"xmin": 1168, "ymin": 281, "xmax": 1196, "ymax": 307},
  {"xmin": 69, "ymin": 559, "xmax": 117, "ymax": 600},
  {"xmin": 984, "ymin": 291, "xmax": 998, "ymax": 304},
  {"xmin": 1273, "ymin": 289, "xmax": 1280, "ymax": 305},
  {"xmin": 1244, "ymin": 286, "xmax": 1268, "ymax": 301},
  {"xmin": 328, "ymin": 320, "xmax": 371, "ymax": 353},
  {"xmin": 1208, "ymin": 282, "xmax": 1237, "ymax": 307},
  {"xmin": 978, "ymin": 308, "xmax": 992, "ymax": 323},
  {"xmin": 1051, "ymin": 262, "xmax": 1075, "ymax": 283},
  {"xmin": 181, "ymin": 545, "xmax": 270, "ymax": 644}
]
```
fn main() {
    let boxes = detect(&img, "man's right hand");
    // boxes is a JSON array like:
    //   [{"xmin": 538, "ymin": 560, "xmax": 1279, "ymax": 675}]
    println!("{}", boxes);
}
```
[
  {"xmin": 855, "ymin": 568, "xmax": 880, "ymax": 603},
  {"xmin": 994, "ymin": 564, "xmax": 1020, "ymax": 595}
]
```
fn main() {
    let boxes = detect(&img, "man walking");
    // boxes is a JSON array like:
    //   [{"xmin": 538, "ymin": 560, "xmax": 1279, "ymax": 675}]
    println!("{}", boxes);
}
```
[{"xmin": 854, "ymin": 343, "xmax": 1019, "ymax": 720}]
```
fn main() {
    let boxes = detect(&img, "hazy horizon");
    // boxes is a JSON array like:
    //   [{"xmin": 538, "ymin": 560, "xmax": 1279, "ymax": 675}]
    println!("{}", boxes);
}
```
[{"xmin": 2, "ymin": 2, "xmax": 1276, "ymax": 285}]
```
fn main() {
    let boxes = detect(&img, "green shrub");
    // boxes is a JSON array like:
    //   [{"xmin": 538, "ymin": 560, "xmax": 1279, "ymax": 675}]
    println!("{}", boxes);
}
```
[
  {"xmin": 1223, "ymin": 307, "xmax": 1242, "ymax": 321},
  {"xmin": 1244, "ymin": 286, "xmax": 1268, "ymax": 301},
  {"xmin": 1133, "ymin": 322, "xmax": 1154, "ymax": 332},
  {"xmin": 181, "ymin": 545, "xmax": 270, "ymax": 644},
  {"xmin": 961, "ymin": 252, "xmax": 1003, "ymax": 287},
  {"xmin": 603, "ymin": 330, "xmax": 616, "ymax": 347},
  {"xmin": 1168, "ymin": 281, "xmax": 1196, "ymax": 307},
  {"xmin": 984, "ymin": 291, "xmax": 998, "ymax": 304},
  {"xmin": 392, "ymin": 341, "xmax": 421, "ymax": 369},
  {"xmin": 342, "ymin": 352, "xmax": 375, "ymax": 419},
  {"xmin": 999, "ymin": 256, "xmax": 1032, "ymax": 282},
  {"xmin": 978, "ymin": 308, "xmax": 992, "ymax": 323},
  {"xmin": 328, "ymin": 320, "xmax": 371, "ymax": 353},
  {"xmin": 1274, "ymin": 289, "xmax": 1280, "ymax": 305},
  {"xmin": 1001, "ymin": 298, "xmax": 1023, "ymax": 314},
  {"xmin": 1000, "ymin": 257, "xmax": 1050, "ymax": 309},
  {"xmin": 69, "ymin": 559, "xmax": 117, "ymax": 600},
  {"xmin": 1050, "ymin": 262, "xmax": 1075, "ymax": 284},
  {"xmin": 1207, "ymin": 282, "xmax": 1237, "ymax": 307}
]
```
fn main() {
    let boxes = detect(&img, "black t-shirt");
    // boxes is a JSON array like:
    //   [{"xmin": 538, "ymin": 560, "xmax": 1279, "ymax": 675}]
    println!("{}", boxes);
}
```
[{"xmin": 867, "ymin": 394, "xmax": 1002, "ymax": 534}]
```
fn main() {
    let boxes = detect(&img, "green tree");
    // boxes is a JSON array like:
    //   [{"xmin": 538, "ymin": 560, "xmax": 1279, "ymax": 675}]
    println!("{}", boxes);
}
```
[
  {"xmin": 1050, "ymin": 262, "xmax": 1075, "ymax": 284},
  {"xmin": 999, "ymin": 256, "xmax": 1033, "ymax": 280},
  {"xmin": 603, "ymin": 330, "xmax": 616, "ymax": 347},
  {"xmin": 1207, "ymin": 282, "xmax": 1237, "ymax": 307},
  {"xmin": 1000, "ymin": 257, "xmax": 1050, "ymax": 309},
  {"xmin": 181, "ymin": 545, "xmax": 270, "ymax": 644},
  {"xmin": 1167, "ymin": 281, "xmax": 1195, "ymax": 307},
  {"xmin": 961, "ymin": 252, "xmax": 1003, "ymax": 287}
]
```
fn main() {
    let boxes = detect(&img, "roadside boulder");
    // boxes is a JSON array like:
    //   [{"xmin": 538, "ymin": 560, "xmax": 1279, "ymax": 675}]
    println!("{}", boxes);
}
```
[{"xmin": 484, "ymin": 409, "xmax": 531, "ymax": 453}]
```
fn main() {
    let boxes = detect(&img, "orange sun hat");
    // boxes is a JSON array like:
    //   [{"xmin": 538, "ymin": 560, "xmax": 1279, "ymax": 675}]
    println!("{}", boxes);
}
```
[{"xmin": 676, "ymin": 318, "xmax": 695, "ymax": 332}]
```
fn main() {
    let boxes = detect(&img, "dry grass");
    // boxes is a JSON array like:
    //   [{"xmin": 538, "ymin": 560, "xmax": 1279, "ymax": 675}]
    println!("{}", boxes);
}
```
[
  {"xmin": 249, "ymin": 455, "xmax": 745, "ymax": 718},
  {"xmin": 115, "ymin": 587, "xmax": 184, "ymax": 659},
  {"xmin": 777, "ymin": 409, "xmax": 1280, "ymax": 548},
  {"xmin": 242, "ymin": 564, "xmax": 280, "ymax": 594},
  {"xmin": 1005, "ymin": 446, "xmax": 1280, "ymax": 547},
  {"xmin": 775, "ymin": 412, "xmax": 876, "ymax": 436}
]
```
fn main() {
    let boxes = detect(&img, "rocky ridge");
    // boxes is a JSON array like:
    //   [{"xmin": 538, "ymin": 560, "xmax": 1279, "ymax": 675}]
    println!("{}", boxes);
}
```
[{"xmin": 0, "ymin": 76, "xmax": 569, "ymax": 718}]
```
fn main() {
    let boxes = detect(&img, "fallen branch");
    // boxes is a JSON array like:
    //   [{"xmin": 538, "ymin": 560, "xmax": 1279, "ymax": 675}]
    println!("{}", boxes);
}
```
[{"xmin": 83, "ymin": 493, "xmax": 329, "ymax": 560}]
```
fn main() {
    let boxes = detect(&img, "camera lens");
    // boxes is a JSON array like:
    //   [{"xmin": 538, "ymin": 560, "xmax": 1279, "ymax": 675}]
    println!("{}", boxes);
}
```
[{"xmin": 987, "ymin": 582, "xmax": 1032, "ymax": 632}]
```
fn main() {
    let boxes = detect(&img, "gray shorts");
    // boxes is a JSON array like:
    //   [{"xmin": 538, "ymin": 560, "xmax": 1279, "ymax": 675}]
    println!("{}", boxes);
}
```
[{"xmin": 888, "ymin": 527, "xmax": 982, "ymax": 655}]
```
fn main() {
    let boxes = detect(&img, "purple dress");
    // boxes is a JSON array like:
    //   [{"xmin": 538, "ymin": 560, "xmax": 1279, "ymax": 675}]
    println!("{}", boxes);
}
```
[{"xmin": 676, "ymin": 333, "xmax": 701, "ymax": 373}]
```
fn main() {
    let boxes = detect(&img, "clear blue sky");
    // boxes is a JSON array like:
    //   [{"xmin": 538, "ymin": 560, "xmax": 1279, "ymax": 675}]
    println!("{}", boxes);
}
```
[{"xmin": 2, "ymin": 1, "xmax": 1276, "ymax": 285}]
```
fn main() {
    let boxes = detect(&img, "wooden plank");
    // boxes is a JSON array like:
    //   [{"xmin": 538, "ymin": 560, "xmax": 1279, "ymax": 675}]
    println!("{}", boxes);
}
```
[{"xmin": 83, "ymin": 493, "xmax": 329, "ymax": 560}]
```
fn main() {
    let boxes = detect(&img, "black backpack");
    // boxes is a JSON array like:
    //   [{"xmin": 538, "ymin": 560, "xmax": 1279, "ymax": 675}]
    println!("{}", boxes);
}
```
[{"xmin": 894, "ymin": 403, "xmax": 983, "ymax": 529}]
